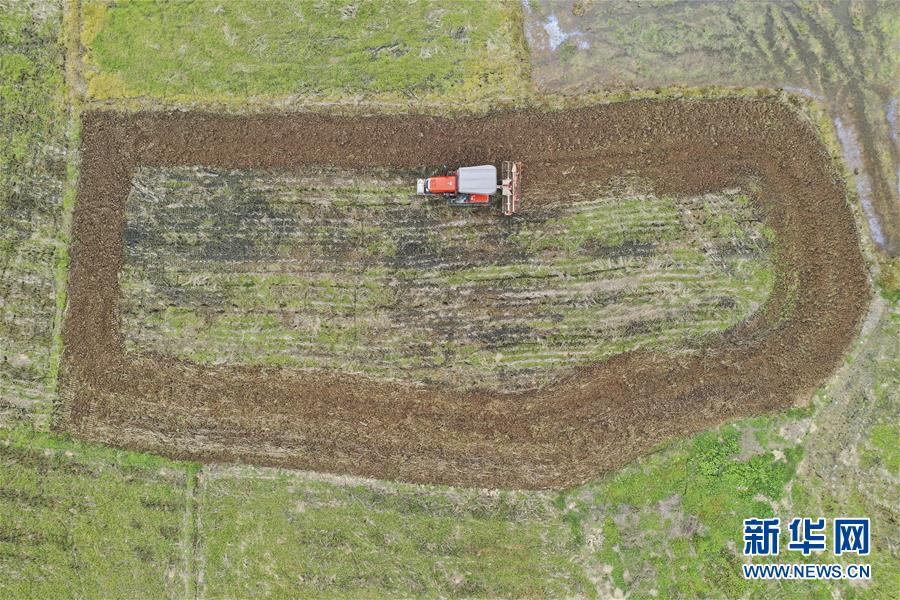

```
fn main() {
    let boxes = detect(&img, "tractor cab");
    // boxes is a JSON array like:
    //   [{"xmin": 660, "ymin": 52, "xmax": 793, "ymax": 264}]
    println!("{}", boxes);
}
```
[
  {"xmin": 416, "ymin": 162, "xmax": 521, "ymax": 215},
  {"xmin": 417, "ymin": 164, "xmax": 496, "ymax": 205}
]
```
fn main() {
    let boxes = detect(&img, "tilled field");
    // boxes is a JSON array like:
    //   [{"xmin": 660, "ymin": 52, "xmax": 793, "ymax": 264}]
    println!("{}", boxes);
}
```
[
  {"xmin": 120, "ymin": 166, "xmax": 770, "ymax": 392},
  {"xmin": 60, "ymin": 98, "xmax": 869, "ymax": 489}
]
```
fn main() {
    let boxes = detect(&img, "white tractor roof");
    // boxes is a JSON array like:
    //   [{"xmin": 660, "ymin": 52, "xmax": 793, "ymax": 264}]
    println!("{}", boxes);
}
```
[{"xmin": 457, "ymin": 165, "xmax": 497, "ymax": 194}]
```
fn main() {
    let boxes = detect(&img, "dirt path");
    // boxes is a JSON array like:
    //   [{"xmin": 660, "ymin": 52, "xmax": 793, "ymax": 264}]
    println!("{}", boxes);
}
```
[{"xmin": 59, "ymin": 98, "xmax": 869, "ymax": 489}]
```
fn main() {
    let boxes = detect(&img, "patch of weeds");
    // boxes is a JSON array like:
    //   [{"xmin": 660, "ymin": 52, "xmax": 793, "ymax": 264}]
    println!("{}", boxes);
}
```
[
  {"xmin": 196, "ymin": 469, "xmax": 592, "ymax": 598},
  {"xmin": 82, "ymin": 0, "xmax": 530, "ymax": 105},
  {"xmin": 877, "ymin": 257, "xmax": 900, "ymax": 302},
  {"xmin": 860, "ymin": 423, "xmax": 900, "ymax": 474},
  {"xmin": 703, "ymin": 201, "xmax": 745, "ymax": 241},
  {"xmin": 519, "ymin": 197, "xmax": 681, "ymax": 252},
  {"xmin": 0, "ymin": 0, "xmax": 70, "ymax": 423},
  {"xmin": 0, "ymin": 425, "xmax": 193, "ymax": 598},
  {"xmin": 555, "ymin": 414, "xmax": 809, "ymax": 597}
]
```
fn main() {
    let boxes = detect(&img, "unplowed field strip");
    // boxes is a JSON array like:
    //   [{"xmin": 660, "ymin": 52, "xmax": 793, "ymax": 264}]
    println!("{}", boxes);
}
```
[
  {"xmin": 118, "ymin": 166, "xmax": 769, "ymax": 392},
  {"xmin": 60, "ymin": 99, "xmax": 868, "ymax": 489}
]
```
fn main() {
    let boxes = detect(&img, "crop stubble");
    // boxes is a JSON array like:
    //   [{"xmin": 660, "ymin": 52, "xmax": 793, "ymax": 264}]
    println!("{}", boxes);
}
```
[
  {"xmin": 119, "ymin": 167, "xmax": 769, "ymax": 392},
  {"xmin": 60, "ymin": 98, "xmax": 868, "ymax": 489}
]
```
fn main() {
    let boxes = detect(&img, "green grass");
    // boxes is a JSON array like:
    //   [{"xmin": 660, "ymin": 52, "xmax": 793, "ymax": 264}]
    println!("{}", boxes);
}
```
[
  {"xmin": 878, "ymin": 257, "xmax": 900, "ymax": 302},
  {"xmin": 860, "ymin": 423, "xmax": 900, "ymax": 474},
  {"xmin": 82, "ymin": 0, "xmax": 530, "ymax": 104},
  {"xmin": 555, "ymin": 419, "xmax": 803, "ymax": 597},
  {"xmin": 45, "ymin": 93, "xmax": 82, "ymax": 400},
  {"xmin": 0, "ymin": 426, "xmax": 193, "ymax": 598},
  {"xmin": 196, "ymin": 469, "xmax": 591, "ymax": 598},
  {"xmin": 515, "ymin": 196, "xmax": 681, "ymax": 252},
  {"xmin": 0, "ymin": 0, "xmax": 69, "ymax": 424}
]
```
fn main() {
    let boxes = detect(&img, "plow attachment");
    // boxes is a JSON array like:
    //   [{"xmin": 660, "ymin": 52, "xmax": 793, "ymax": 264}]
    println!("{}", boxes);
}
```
[{"xmin": 501, "ymin": 161, "xmax": 522, "ymax": 216}]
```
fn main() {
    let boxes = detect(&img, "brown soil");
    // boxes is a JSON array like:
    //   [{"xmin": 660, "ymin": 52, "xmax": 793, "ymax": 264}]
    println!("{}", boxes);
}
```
[{"xmin": 59, "ymin": 98, "xmax": 869, "ymax": 489}]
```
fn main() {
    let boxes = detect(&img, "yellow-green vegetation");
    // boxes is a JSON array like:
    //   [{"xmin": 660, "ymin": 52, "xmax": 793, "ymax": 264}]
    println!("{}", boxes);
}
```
[
  {"xmin": 195, "ymin": 468, "xmax": 591, "ymax": 597},
  {"xmin": 81, "ymin": 0, "xmax": 530, "ymax": 104},
  {"xmin": 0, "ymin": 426, "xmax": 194, "ymax": 598},
  {"xmin": 860, "ymin": 423, "xmax": 900, "ymax": 474},
  {"xmin": 557, "ymin": 416, "xmax": 806, "ymax": 597},
  {"xmin": 0, "ymin": 0, "xmax": 69, "ymax": 424},
  {"xmin": 119, "ymin": 168, "xmax": 773, "ymax": 391},
  {"xmin": 878, "ymin": 256, "xmax": 900, "ymax": 302},
  {"xmin": 514, "ymin": 196, "xmax": 682, "ymax": 252}
]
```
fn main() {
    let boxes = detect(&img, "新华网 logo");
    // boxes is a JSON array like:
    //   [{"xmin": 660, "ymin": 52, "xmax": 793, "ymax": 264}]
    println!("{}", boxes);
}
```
[{"xmin": 741, "ymin": 517, "xmax": 871, "ymax": 581}]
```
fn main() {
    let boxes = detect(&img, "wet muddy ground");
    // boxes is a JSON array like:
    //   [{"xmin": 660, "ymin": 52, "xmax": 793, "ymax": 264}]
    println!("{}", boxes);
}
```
[{"xmin": 523, "ymin": 0, "xmax": 898, "ymax": 255}]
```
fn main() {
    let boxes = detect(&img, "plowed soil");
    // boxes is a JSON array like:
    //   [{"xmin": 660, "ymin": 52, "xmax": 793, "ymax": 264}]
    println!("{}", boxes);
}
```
[{"xmin": 60, "ymin": 98, "xmax": 869, "ymax": 489}]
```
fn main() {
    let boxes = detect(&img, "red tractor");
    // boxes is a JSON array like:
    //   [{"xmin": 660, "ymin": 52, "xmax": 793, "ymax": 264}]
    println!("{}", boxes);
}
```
[{"xmin": 416, "ymin": 161, "xmax": 522, "ymax": 215}]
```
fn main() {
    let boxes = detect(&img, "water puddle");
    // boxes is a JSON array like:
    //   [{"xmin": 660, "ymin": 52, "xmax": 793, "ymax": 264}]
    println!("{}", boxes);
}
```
[
  {"xmin": 834, "ymin": 117, "xmax": 887, "ymax": 247},
  {"xmin": 542, "ymin": 15, "xmax": 589, "ymax": 51}
]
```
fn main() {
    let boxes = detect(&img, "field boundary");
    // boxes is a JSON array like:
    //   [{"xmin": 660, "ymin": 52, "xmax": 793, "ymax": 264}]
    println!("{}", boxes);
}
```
[{"xmin": 59, "ymin": 98, "xmax": 869, "ymax": 489}]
